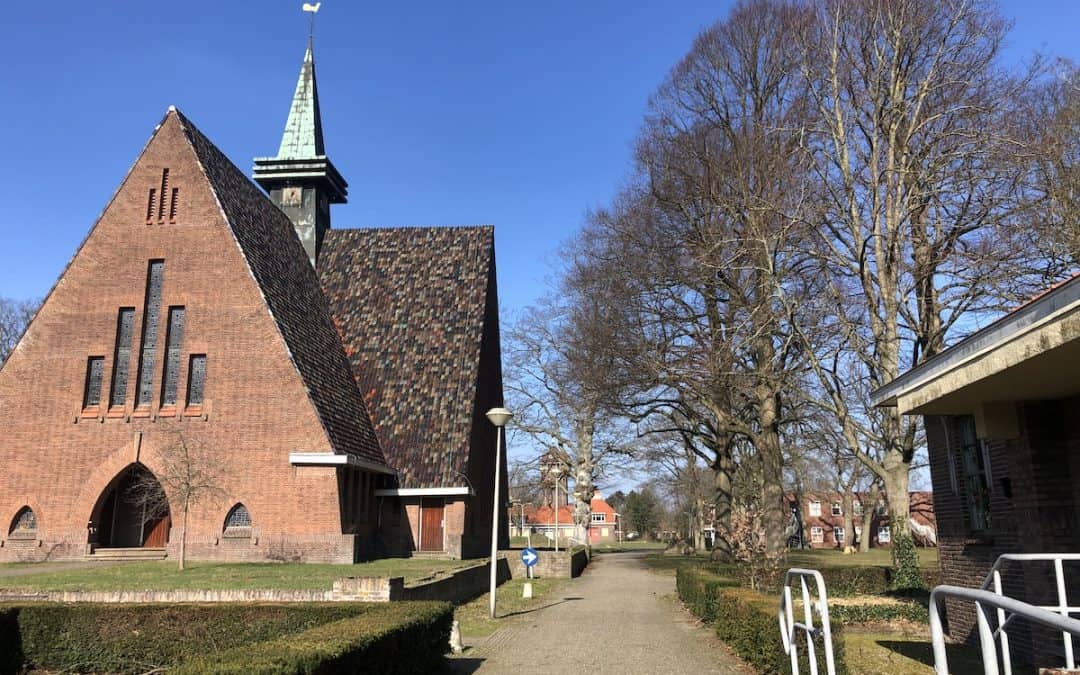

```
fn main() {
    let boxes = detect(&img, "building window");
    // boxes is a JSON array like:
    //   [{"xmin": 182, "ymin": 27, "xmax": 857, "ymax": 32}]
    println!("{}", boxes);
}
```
[
  {"xmin": 810, "ymin": 526, "xmax": 823, "ymax": 543},
  {"xmin": 809, "ymin": 501, "xmax": 822, "ymax": 517},
  {"xmin": 186, "ymin": 355, "xmax": 207, "ymax": 406},
  {"xmin": 831, "ymin": 502, "xmax": 843, "ymax": 516},
  {"xmin": 591, "ymin": 513, "xmax": 606, "ymax": 523},
  {"xmin": 83, "ymin": 356, "xmax": 105, "ymax": 408},
  {"xmin": 876, "ymin": 503, "xmax": 887, "ymax": 517},
  {"xmin": 878, "ymin": 526, "xmax": 891, "ymax": 544},
  {"xmin": 958, "ymin": 416, "xmax": 990, "ymax": 531},
  {"xmin": 135, "ymin": 260, "xmax": 165, "ymax": 407},
  {"xmin": 223, "ymin": 503, "xmax": 252, "ymax": 537},
  {"xmin": 854, "ymin": 526, "xmax": 862, "ymax": 538},
  {"xmin": 160, "ymin": 307, "xmax": 185, "ymax": 406},
  {"xmin": 833, "ymin": 527, "xmax": 844, "ymax": 544},
  {"xmin": 853, "ymin": 501, "xmax": 863, "ymax": 515},
  {"xmin": 109, "ymin": 308, "xmax": 136, "ymax": 407},
  {"xmin": 8, "ymin": 507, "xmax": 37, "ymax": 539}
]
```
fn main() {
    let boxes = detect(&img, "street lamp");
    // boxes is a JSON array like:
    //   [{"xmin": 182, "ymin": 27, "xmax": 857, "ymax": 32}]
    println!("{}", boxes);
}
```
[
  {"xmin": 552, "ymin": 466, "xmax": 562, "ymax": 553},
  {"xmin": 485, "ymin": 406, "xmax": 512, "ymax": 620}
]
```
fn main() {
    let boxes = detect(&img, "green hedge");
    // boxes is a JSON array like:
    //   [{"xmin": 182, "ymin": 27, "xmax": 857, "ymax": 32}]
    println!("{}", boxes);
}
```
[
  {"xmin": 0, "ymin": 602, "xmax": 451, "ymax": 675},
  {"xmin": 677, "ymin": 567, "xmax": 846, "ymax": 675},
  {"xmin": 828, "ymin": 600, "xmax": 929, "ymax": 625},
  {"xmin": 174, "ymin": 601, "xmax": 452, "ymax": 674}
]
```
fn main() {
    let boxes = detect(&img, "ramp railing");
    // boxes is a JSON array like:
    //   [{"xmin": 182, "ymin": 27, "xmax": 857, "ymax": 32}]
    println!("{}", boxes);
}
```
[
  {"xmin": 778, "ymin": 568, "xmax": 836, "ymax": 675},
  {"xmin": 930, "ymin": 584, "xmax": 1080, "ymax": 675}
]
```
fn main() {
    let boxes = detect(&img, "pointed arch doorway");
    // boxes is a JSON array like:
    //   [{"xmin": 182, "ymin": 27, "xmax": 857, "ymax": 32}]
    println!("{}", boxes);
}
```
[{"xmin": 90, "ymin": 463, "xmax": 171, "ymax": 548}]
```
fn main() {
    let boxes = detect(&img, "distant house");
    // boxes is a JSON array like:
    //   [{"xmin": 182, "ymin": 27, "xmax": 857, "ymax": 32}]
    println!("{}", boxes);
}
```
[
  {"xmin": 785, "ymin": 492, "xmax": 936, "ymax": 549},
  {"xmin": 513, "ymin": 492, "xmax": 621, "ymax": 545},
  {"xmin": 872, "ymin": 273, "xmax": 1080, "ymax": 665}
]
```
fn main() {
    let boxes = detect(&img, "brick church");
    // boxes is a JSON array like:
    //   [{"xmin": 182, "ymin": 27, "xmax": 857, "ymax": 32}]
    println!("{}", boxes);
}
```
[{"xmin": 0, "ymin": 41, "xmax": 507, "ymax": 563}]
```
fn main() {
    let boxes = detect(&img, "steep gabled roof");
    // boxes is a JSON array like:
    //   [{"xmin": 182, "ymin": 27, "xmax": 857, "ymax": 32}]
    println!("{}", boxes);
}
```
[
  {"xmin": 173, "ymin": 109, "xmax": 385, "ymax": 468},
  {"xmin": 319, "ymin": 226, "xmax": 495, "ymax": 488}
]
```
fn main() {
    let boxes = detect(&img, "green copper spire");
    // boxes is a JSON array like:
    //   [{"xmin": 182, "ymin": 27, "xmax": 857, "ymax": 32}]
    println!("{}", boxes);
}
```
[
  {"xmin": 254, "ymin": 39, "xmax": 347, "ymax": 268},
  {"xmin": 277, "ymin": 40, "xmax": 325, "ymax": 160}
]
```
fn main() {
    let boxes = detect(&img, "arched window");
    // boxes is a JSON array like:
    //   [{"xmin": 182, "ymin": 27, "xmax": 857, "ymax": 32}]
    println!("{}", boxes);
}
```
[
  {"xmin": 223, "ymin": 503, "xmax": 252, "ymax": 536},
  {"xmin": 9, "ymin": 507, "xmax": 37, "ymax": 539}
]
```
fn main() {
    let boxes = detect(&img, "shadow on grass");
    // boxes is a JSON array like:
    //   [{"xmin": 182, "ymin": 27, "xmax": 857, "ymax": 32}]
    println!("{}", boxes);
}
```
[
  {"xmin": 877, "ymin": 639, "xmax": 984, "ymax": 673},
  {"xmin": 443, "ymin": 656, "xmax": 484, "ymax": 674},
  {"xmin": 499, "ymin": 596, "xmax": 583, "ymax": 619}
]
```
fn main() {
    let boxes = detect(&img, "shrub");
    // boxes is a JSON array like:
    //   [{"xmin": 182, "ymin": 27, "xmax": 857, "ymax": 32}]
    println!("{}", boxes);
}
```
[
  {"xmin": 677, "ymin": 567, "xmax": 846, "ymax": 675},
  {"xmin": 828, "ymin": 600, "xmax": 929, "ymax": 625},
  {"xmin": 0, "ymin": 602, "xmax": 451, "ymax": 675},
  {"xmin": 174, "ymin": 601, "xmax": 452, "ymax": 674}
]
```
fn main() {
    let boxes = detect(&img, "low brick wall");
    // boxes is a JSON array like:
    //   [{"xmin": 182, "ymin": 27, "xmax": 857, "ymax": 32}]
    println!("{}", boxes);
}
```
[
  {"xmin": 505, "ymin": 547, "xmax": 589, "ymax": 579},
  {"xmin": 0, "ymin": 557, "xmax": 514, "ymax": 605}
]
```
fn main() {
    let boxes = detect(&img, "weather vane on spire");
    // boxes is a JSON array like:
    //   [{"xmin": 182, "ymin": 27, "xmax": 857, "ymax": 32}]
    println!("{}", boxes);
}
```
[{"xmin": 302, "ymin": 3, "xmax": 321, "ymax": 42}]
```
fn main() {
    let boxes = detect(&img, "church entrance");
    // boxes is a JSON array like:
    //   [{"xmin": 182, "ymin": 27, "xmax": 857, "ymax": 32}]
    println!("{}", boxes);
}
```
[
  {"xmin": 419, "ymin": 498, "xmax": 445, "ymax": 551},
  {"xmin": 91, "ymin": 464, "xmax": 171, "ymax": 548}
]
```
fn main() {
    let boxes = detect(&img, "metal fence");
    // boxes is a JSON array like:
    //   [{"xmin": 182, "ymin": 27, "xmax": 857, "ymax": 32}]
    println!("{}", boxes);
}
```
[{"xmin": 778, "ymin": 568, "xmax": 837, "ymax": 675}]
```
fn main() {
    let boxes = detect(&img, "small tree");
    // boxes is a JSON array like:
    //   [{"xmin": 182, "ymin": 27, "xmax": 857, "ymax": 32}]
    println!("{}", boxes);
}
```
[{"xmin": 128, "ymin": 432, "xmax": 226, "ymax": 570}]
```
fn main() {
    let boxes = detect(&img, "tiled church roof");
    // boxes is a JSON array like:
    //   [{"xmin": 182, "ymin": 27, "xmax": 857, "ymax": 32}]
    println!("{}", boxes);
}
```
[
  {"xmin": 319, "ymin": 226, "xmax": 495, "ymax": 488},
  {"xmin": 175, "ymin": 109, "xmax": 387, "ymax": 469}
]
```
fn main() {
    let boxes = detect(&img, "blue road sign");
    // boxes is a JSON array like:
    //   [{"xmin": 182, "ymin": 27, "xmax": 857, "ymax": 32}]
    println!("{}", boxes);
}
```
[{"xmin": 521, "ymin": 547, "xmax": 539, "ymax": 567}]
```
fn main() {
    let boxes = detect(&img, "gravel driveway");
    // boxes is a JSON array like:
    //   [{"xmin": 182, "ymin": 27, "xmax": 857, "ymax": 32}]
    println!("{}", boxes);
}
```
[{"xmin": 450, "ymin": 551, "xmax": 752, "ymax": 674}]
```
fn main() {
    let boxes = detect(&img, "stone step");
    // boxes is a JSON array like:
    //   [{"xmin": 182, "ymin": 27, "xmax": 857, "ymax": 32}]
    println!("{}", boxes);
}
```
[
  {"xmin": 410, "ymin": 550, "xmax": 449, "ymax": 559},
  {"xmin": 89, "ymin": 547, "xmax": 168, "ymax": 560}
]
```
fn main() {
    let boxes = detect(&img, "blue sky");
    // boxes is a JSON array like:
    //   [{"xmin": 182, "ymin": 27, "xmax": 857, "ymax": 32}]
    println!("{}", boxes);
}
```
[
  {"xmin": 1, "ymin": 1, "xmax": 1077, "ymax": 488},
  {"xmin": 1, "ymin": 1, "xmax": 1077, "ymax": 311}
]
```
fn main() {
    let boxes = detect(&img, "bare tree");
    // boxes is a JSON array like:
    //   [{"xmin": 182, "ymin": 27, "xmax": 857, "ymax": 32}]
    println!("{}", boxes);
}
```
[
  {"xmin": 791, "ymin": 0, "xmax": 1070, "ymax": 580},
  {"xmin": 0, "ymin": 296, "xmax": 38, "ymax": 366},
  {"xmin": 128, "ymin": 432, "xmax": 227, "ymax": 570}
]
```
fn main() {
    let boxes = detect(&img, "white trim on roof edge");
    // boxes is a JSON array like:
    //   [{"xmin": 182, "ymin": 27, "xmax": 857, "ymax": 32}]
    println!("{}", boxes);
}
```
[
  {"xmin": 288, "ymin": 452, "xmax": 392, "ymax": 474},
  {"xmin": 374, "ymin": 487, "xmax": 473, "ymax": 497}
]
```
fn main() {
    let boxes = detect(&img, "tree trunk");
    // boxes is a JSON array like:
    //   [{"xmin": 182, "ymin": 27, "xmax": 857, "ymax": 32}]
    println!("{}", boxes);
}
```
[
  {"xmin": 178, "ymin": 500, "xmax": 188, "ymax": 571},
  {"xmin": 710, "ymin": 447, "xmax": 735, "ymax": 561},
  {"xmin": 859, "ymin": 486, "xmax": 876, "ymax": 553},
  {"xmin": 842, "ymin": 490, "xmax": 854, "ymax": 551},
  {"xmin": 757, "ymin": 394, "xmax": 786, "ymax": 560}
]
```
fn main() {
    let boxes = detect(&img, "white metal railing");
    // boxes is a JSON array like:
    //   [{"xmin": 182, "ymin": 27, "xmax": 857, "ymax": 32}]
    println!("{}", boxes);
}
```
[
  {"xmin": 779, "ymin": 568, "xmax": 836, "ymax": 675},
  {"xmin": 930, "ymin": 585, "xmax": 1080, "ymax": 675},
  {"xmin": 979, "ymin": 553, "xmax": 1080, "ymax": 673}
]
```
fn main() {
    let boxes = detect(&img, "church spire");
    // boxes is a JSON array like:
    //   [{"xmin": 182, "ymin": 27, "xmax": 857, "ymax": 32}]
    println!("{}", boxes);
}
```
[{"xmin": 253, "ymin": 39, "xmax": 347, "ymax": 269}]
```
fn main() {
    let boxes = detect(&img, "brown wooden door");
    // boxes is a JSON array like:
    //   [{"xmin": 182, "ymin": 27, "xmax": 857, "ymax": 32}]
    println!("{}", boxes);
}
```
[
  {"xmin": 143, "ymin": 516, "xmax": 170, "ymax": 548},
  {"xmin": 420, "ymin": 499, "xmax": 444, "ymax": 551}
]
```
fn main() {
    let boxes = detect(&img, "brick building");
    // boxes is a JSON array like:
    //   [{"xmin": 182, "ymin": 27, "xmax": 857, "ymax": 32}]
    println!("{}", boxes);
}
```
[
  {"xmin": 873, "ymin": 274, "xmax": 1080, "ymax": 665},
  {"xmin": 519, "ymin": 493, "xmax": 620, "ymax": 545},
  {"xmin": 785, "ymin": 491, "xmax": 936, "ymax": 549},
  {"xmin": 0, "ymin": 42, "xmax": 506, "ymax": 563}
]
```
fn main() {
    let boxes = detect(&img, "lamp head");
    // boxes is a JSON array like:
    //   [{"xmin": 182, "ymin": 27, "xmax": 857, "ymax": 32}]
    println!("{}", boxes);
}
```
[{"xmin": 485, "ymin": 407, "xmax": 513, "ymax": 428}]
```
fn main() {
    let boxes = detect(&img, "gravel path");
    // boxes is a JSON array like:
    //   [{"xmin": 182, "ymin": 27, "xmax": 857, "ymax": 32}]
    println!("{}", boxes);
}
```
[{"xmin": 450, "ymin": 551, "xmax": 752, "ymax": 674}]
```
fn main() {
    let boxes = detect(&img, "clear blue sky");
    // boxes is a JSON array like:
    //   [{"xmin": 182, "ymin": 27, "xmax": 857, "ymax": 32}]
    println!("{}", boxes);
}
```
[{"xmin": 0, "ymin": 1, "xmax": 1077, "ymax": 313}]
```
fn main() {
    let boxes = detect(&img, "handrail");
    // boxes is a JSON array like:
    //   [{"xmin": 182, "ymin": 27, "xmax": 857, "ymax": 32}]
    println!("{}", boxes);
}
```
[
  {"xmin": 778, "ymin": 568, "xmax": 836, "ymax": 675},
  {"xmin": 980, "ymin": 553, "xmax": 1080, "ymax": 673},
  {"xmin": 930, "ymin": 585, "xmax": 1080, "ymax": 675}
]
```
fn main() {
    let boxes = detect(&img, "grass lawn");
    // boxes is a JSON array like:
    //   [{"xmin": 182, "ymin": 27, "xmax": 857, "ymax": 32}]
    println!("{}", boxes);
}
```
[
  {"xmin": 0, "ymin": 558, "xmax": 477, "ymax": 592},
  {"xmin": 843, "ymin": 628, "xmax": 983, "ymax": 674},
  {"xmin": 454, "ymin": 575, "xmax": 570, "ymax": 638},
  {"xmin": 787, "ymin": 547, "xmax": 939, "ymax": 570}
]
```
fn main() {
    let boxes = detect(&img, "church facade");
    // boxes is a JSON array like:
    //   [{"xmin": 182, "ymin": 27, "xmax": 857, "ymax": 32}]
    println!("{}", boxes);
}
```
[{"xmin": 0, "ymin": 43, "xmax": 507, "ymax": 563}]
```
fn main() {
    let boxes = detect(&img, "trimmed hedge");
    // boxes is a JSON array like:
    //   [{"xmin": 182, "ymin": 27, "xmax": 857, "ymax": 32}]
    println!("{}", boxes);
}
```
[
  {"xmin": 828, "ymin": 600, "xmax": 928, "ymax": 625},
  {"xmin": 0, "ymin": 602, "xmax": 451, "ymax": 675},
  {"xmin": 174, "ymin": 601, "xmax": 452, "ymax": 674},
  {"xmin": 677, "ymin": 567, "xmax": 846, "ymax": 675}
]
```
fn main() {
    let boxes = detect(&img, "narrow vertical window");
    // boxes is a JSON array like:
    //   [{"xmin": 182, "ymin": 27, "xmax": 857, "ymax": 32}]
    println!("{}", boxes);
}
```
[
  {"xmin": 83, "ymin": 356, "xmax": 104, "ymax": 408},
  {"xmin": 157, "ymin": 169, "xmax": 170, "ymax": 222},
  {"xmin": 135, "ymin": 260, "xmax": 164, "ymax": 407},
  {"xmin": 160, "ymin": 307, "xmax": 185, "ymax": 406},
  {"xmin": 109, "ymin": 308, "xmax": 135, "ymax": 408},
  {"xmin": 959, "ymin": 416, "xmax": 990, "ymax": 531},
  {"xmin": 186, "ymin": 355, "xmax": 207, "ymax": 407}
]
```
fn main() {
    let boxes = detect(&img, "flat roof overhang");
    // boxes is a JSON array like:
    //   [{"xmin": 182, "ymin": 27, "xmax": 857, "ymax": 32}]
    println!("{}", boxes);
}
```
[{"xmin": 870, "ymin": 275, "xmax": 1080, "ymax": 434}]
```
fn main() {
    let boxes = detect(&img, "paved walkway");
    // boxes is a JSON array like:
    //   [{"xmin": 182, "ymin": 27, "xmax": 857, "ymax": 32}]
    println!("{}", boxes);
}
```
[{"xmin": 450, "ymin": 551, "xmax": 751, "ymax": 674}]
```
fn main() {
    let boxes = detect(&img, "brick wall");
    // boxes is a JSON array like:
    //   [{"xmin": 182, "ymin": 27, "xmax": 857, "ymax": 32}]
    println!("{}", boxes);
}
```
[
  {"xmin": 926, "ymin": 402, "xmax": 1080, "ymax": 669},
  {"xmin": 0, "ymin": 114, "xmax": 356, "ymax": 564}
]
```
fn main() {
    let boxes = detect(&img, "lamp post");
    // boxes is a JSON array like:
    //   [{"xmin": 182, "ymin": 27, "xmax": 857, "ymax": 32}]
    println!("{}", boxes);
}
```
[
  {"xmin": 485, "ymin": 407, "xmax": 512, "ymax": 620},
  {"xmin": 553, "ymin": 466, "xmax": 562, "ymax": 553}
]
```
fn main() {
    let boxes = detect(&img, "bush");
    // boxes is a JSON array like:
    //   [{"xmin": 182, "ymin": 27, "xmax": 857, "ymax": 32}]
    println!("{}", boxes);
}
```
[
  {"xmin": 0, "ymin": 602, "xmax": 451, "ymax": 675},
  {"xmin": 677, "ymin": 567, "xmax": 846, "ymax": 675},
  {"xmin": 174, "ymin": 601, "xmax": 452, "ymax": 675},
  {"xmin": 828, "ymin": 600, "xmax": 929, "ymax": 625}
]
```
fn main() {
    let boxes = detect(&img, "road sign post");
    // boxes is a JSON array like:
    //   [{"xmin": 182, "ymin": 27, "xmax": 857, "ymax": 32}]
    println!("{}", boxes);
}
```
[{"xmin": 521, "ymin": 547, "xmax": 538, "ymax": 598}]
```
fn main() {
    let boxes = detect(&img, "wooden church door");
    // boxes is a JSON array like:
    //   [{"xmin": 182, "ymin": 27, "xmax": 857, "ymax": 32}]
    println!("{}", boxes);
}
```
[{"xmin": 420, "ymin": 499, "xmax": 445, "ymax": 551}]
